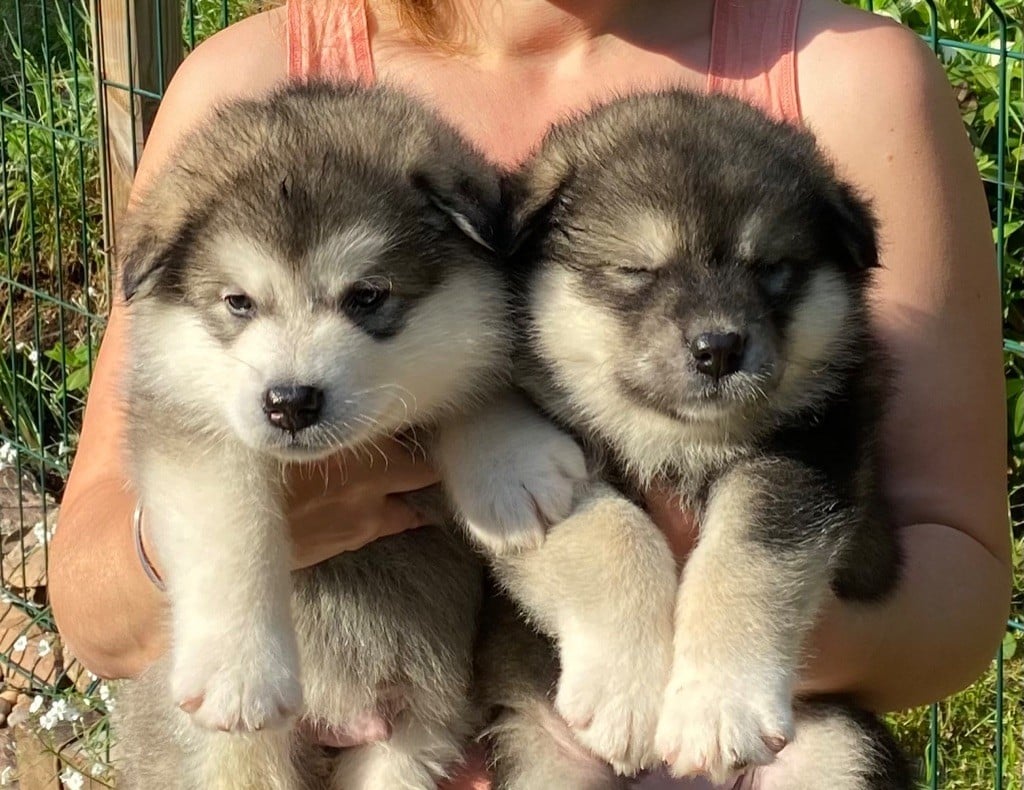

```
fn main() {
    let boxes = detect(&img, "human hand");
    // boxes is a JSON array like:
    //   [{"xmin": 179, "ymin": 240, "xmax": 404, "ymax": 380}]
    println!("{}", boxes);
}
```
[
  {"xmin": 284, "ymin": 437, "xmax": 441, "ymax": 569},
  {"xmin": 643, "ymin": 481, "xmax": 700, "ymax": 564}
]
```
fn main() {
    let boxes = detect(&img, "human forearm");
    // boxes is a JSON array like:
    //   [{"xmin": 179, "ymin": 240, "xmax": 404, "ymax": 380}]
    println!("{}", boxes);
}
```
[
  {"xmin": 50, "ymin": 478, "xmax": 169, "ymax": 680},
  {"xmin": 797, "ymin": 522, "xmax": 1011, "ymax": 712}
]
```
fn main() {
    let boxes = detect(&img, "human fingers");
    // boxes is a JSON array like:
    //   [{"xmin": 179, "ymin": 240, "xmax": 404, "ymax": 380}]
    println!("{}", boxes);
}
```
[
  {"xmin": 285, "ymin": 442, "xmax": 439, "ymax": 500},
  {"xmin": 373, "ymin": 495, "xmax": 433, "ymax": 539},
  {"xmin": 643, "ymin": 483, "xmax": 700, "ymax": 563},
  {"xmin": 437, "ymin": 745, "xmax": 491, "ymax": 789}
]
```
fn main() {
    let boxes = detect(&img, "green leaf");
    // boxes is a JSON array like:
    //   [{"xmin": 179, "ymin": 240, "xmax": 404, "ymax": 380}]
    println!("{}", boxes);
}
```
[
  {"xmin": 1013, "ymin": 390, "xmax": 1024, "ymax": 439},
  {"xmin": 63, "ymin": 366, "xmax": 91, "ymax": 393},
  {"xmin": 1002, "ymin": 631, "xmax": 1018, "ymax": 661}
]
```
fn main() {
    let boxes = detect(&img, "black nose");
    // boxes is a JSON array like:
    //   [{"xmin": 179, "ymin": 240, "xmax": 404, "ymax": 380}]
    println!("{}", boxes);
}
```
[
  {"xmin": 262, "ymin": 385, "xmax": 324, "ymax": 433},
  {"xmin": 690, "ymin": 332, "xmax": 746, "ymax": 380}
]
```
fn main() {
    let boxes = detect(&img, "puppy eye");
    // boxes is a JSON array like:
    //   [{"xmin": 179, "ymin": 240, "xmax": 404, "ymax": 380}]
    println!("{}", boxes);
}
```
[
  {"xmin": 342, "ymin": 282, "xmax": 391, "ymax": 314},
  {"xmin": 760, "ymin": 261, "xmax": 794, "ymax": 295},
  {"xmin": 615, "ymin": 264, "xmax": 656, "ymax": 279},
  {"xmin": 223, "ymin": 293, "xmax": 255, "ymax": 317}
]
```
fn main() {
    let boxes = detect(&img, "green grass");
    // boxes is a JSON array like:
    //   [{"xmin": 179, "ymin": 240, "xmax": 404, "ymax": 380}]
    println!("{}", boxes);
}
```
[
  {"xmin": 0, "ymin": 0, "xmax": 102, "ymax": 488},
  {"xmin": 883, "ymin": 547, "xmax": 1024, "ymax": 790},
  {"xmin": 0, "ymin": 0, "xmax": 1021, "ymax": 786}
]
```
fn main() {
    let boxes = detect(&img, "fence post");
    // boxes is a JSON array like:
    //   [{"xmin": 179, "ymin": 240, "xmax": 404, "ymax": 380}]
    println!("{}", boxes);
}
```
[{"xmin": 89, "ymin": 0, "xmax": 183, "ymax": 273}]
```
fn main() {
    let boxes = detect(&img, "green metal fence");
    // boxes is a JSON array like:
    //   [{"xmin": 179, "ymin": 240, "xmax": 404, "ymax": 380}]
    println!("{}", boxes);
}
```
[{"xmin": 0, "ymin": 0, "xmax": 1020, "ymax": 786}]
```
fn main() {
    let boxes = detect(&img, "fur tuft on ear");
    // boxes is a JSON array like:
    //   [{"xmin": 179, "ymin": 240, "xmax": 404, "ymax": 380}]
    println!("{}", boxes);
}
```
[
  {"xmin": 411, "ymin": 166, "xmax": 503, "ymax": 254},
  {"xmin": 504, "ymin": 151, "xmax": 575, "ymax": 257},
  {"xmin": 827, "ymin": 181, "xmax": 881, "ymax": 272},
  {"xmin": 119, "ymin": 221, "xmax": 166, "ymax": 303},
  {"xmin": 118, "ymin": 207, "xmax": 193, "ymax": 304}
]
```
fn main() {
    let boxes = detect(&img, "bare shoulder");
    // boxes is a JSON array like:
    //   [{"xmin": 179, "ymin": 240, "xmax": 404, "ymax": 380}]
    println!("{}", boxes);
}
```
[
  {"xmin": 795, "ymin": 0, "xmax": 959, "ymax": 153},
  {"xmin": 132, "ymin": 7, "xmax": 290, "ymax": 195}
]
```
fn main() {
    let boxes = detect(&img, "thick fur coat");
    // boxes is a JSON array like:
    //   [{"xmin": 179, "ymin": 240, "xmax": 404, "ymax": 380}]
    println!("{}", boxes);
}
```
[
  {"xmin": 114, "ymin": 81, "xmax": 527, "ymax": 790},
  {"xmin": 479, "ymin": 89, "xmax": 912, "ymax": 790}
]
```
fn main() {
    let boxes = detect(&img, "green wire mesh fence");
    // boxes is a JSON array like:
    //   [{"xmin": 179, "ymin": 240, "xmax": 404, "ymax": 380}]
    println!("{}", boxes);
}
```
[{"xmin": 0, "ymin": 0, "xmax": 1020, "ymax": 786}]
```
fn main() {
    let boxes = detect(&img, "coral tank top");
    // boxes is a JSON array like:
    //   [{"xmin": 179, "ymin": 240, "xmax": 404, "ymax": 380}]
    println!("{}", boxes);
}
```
[{"xmin": 287, "ymin": 0, "xmax": 804, "ymax": 124}]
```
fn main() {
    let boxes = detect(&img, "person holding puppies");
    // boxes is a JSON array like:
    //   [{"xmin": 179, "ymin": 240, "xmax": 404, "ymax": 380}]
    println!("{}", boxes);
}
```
[{"xmin": 52, "ymin": 0, "xmax": 1009, "ymax": 787}]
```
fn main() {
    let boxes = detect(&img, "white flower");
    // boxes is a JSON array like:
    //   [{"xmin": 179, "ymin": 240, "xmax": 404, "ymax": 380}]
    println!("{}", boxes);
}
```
[
  {"xmin": 12, "ymin": 635, "xmax": 27, "ymax": 653},
  {"xmin": 29, "ymin": 694, "xmax": 44, "ymax": 713},
  {"xmin": 86, "ymin": 671, "xmax": 98, "ymax": 682},
  {"xmin": 87, "ymin": 286, "xmax": 99, "ymax": 300},
  {"xmin": 90, "ymin": 762, "xmax": 106, "ymax": 777},
  {"xmin": 37, "ymin": 639, "xmax": 51, "ymax": 657},
  {"xmin": 32, "ymin": 521, "xmax": 51, "ymax": 545},
  {"xmin": 59, "ymin": 767, "xmax": 85, "ymax": 790},
  {"xmin": 39, "ymin": 698, "xmax": 81, "ymax": 731},
  {"xmin": 0, "ymin": 441, "xmax": 16, "ymax": 468},
  {"xmin": 17, "ymin": 342, "xmax": 39, "ymax": 365}
]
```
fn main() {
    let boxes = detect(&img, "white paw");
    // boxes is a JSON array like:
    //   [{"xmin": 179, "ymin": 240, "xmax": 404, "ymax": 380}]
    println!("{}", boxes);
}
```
[
  {"xmin": 171, "ymin": 637, "xmax": 303, "ymax": 732},
  {"xmin": 655, "ymin": 659, "xmax": 793, "ymax": 784},
  {"xmin": 444, "ymin": 409, "xmax": 587, "ymax": 556},
  {"xmin": 554, "ymin": 629, "xmax": 670, "ymax": 776}
]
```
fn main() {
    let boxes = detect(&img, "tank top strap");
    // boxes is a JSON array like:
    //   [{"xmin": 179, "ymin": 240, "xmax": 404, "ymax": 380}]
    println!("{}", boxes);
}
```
[
  {"xmin": 706, "ymin": 0, "xmax": 803, "ymax": 124},
  {"xmin": 287, "ymin": 0, "xmax": 375, "ymax": 83}
]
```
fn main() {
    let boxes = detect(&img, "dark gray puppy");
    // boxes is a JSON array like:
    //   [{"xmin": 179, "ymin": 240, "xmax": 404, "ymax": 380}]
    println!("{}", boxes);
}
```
[
  {"xmin": 112, "ymin": 81, "xmax": 523, "ymax": 790},
  {"xmin": 485, "ymin": 89, "xmax": 912, "ymax": 789}
]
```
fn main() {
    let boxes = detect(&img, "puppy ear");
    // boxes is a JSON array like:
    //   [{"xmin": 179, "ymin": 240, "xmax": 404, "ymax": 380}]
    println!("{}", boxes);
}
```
[
  {"xmin": 827, "ymin": 181, "xmax": 880, "ymax": 272},
  {"xmin": 120, "ymin": 222, "xmax": 164, "ymax": 303},
  {"xmin": 506, "ymin": 150, "xmax": 575, "ymax": 256},
  {"xmin": 118, "ymin": 211, "xmax": 190, "ymax": 303},
  {"xmin": 412, "ymin": 166, "xmax": 503, "ymax": 253}
]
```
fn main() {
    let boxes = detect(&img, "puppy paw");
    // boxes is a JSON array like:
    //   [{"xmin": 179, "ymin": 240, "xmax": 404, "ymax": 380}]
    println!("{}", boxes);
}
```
[
  {"xmin": 655, "ymin": 659, "xmax": 793, "ymax": 784},
  {"xmin": 554, "ymin": 629, "xmax": 670, "ymax": 776},
  {"xmin": 445, "ymin": 412, "xmax": 587, "ymax": 555},
  {"xmin": 172, "ymin": 638, "xmax": 303, "ymax": 732}
]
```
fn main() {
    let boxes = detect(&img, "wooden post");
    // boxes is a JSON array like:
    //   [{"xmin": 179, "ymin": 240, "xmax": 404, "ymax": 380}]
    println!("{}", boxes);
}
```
[{"xmin": 90, "ymin": 0, "xmax": 184, "ymax": 270}]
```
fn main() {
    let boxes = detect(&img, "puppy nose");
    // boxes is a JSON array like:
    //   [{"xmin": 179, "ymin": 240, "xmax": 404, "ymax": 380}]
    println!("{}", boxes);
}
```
[
  {"xmin": 262, "ymin": 385, "xmax": 324, "ymax": 432},
  {"xmin": 690, "ymin": 332, "xmax": 746, "ymax": 380}
]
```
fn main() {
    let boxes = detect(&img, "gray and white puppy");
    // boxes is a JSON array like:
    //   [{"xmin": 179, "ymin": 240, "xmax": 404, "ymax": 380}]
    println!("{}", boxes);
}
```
[
  {"xmin": 486, "ymin": 90, "xmax": 911, "ymax": 789},
  {"xmin": 112, "ymin": 81, "xmax": 585, "ymax": 790}
]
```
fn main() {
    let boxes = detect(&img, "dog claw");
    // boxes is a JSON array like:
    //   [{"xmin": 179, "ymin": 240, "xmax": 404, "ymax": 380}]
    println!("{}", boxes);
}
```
[
  {"xmin": 567, "ymin": 712, "xmax": 594, "ymax": 730},
  {"xmin": 762, "ymin": 734, "xmax": 787, "ymax": 753}
]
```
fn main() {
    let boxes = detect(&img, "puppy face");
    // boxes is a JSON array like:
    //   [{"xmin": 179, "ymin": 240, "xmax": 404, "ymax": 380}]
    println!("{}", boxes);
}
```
[
  {"xmin": 513, "ymin": 91, "xmax": 878, "ymax": 458},
  {"xmin": 122, "ymin": 83, "xmax": 508, "ymax": 461}
]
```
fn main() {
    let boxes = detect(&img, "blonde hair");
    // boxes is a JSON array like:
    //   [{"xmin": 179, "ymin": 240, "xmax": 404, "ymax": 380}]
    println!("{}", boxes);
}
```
[
  {"xmin": 393, "ymin": 0, "xmax": 455, "ymax": 47},
  {"xmin": 256, "ymin": 1, "xmax": 454, "ymax": 46}
]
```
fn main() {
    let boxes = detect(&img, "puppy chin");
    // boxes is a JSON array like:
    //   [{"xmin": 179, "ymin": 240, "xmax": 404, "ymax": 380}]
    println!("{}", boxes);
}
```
[
  {"xmin": 227, "ymin": 421, "xmax": 334, "ymax": 462},
  {"xmin": 676, "ymin": 380, "xmax": 774, "ymax": 421},
  {"xmin": 261, "ymin": 442, "xmax": 337, "ymax": 464}
]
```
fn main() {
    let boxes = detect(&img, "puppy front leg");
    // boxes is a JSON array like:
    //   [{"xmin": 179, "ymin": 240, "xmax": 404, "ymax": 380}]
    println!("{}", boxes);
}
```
[
  {"xmin": 655, "ymin": 459, "xmax": 840, "ymax": 784},
  {"xmin": 436, "ymin": 390, "xmax": 587, "ymax": 555},
  {"xmin": 139, "ymin": 444, "xmax": 302, "ymax": 732},
  {"xmin": 493, "ymin": 482, "xmax": 677, "ymax": 776}
]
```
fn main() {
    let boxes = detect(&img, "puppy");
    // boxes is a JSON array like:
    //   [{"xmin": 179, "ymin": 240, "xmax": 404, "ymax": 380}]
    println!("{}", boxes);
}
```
[
  {"xmin": 483, "ymin": 89, "xmax": 912, "ymax": 789},
  {"xmin": 112, "ymin": 80, "xmax": 585, "ymax": 789}
]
